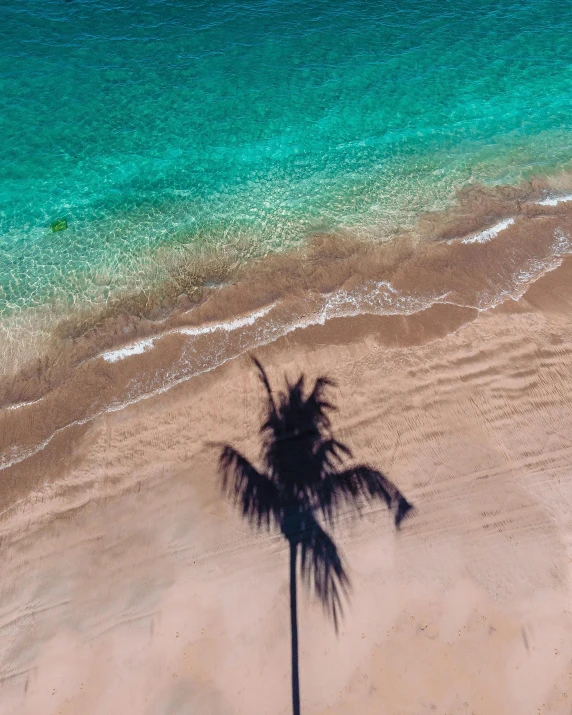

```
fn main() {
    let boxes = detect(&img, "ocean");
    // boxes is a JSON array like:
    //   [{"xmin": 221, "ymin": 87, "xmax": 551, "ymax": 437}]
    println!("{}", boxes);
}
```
[{"xmin": 3, "ymin": 0, "xmax": 571, "ymax": 312}]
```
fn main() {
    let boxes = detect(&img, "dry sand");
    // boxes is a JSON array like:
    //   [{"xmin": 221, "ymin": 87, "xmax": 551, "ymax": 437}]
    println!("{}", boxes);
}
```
[{"xmin": 2, "ymin": 254, "xmax": 572, "ymax": 713}]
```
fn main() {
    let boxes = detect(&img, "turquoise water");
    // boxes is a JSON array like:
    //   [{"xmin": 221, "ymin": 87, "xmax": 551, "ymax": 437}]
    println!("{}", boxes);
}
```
[{"xmin": 2, "ymin": 0, "xmax": 571, "ymax": 313}]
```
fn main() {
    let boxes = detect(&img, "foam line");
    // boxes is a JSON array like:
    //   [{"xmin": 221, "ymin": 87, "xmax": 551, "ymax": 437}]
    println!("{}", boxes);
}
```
[
  {"xmin": 536, "ymin": 194, "xmax": 572, "ymax": 207},
  {"xmin": 102, "ymin": 339, "xmax": 155, "ymax": 363},
  {"xmin": 178, "ymin": 304, "xmax": 275, "ymax": 336},
  {"xmin": 462, "ymin": 218, "xmax": 515, "ymax": 244},
  {"xmin": 6, "ymin": 396, "xmax": 44, "ymax": 411},
  {"xmin": 100, "ymin": 305, "xmax": 275, "ymax": 363}
]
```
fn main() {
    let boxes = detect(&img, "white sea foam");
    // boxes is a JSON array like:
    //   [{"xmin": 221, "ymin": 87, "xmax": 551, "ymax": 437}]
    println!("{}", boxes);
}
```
[
  {"xmin": 474, "ymin": 227, "xmax": 572, "ymax": 309},
  {"xmin": 461, "ymin": 218, "xmax": 515, "ymax": 244},
  {"xmin": 102, "ymin": 338, "xmax": 156, "ymax": 363},
  {"xmin": 178, "ymin": 304, "xmax": 274, "ymax": 336},
  {"xmin": 314, "ymin": 280, "xmax": 450, "ymax": 323},
  {"xmin": 536, "ymin": 194, "xmax": 572, "ymax": 207},
  {"xmin": 100, "ymin": 305, "xmax": 275, "ymax": 363},
  {"xmin": 6, "ymin": 396, "xmax": 45, "ymax": 411}
]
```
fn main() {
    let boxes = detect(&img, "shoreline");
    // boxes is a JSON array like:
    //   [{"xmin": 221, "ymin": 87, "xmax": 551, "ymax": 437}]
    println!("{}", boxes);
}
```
[{"xmin": 1, "ymin": 177, "xmax": 572, "ymax": 380}]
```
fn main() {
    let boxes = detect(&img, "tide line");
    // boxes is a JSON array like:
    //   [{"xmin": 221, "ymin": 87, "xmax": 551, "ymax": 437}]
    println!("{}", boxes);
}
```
[
  {"xmin": 536, "ymin": 194, "xmax": 572, "ymax": 207},
  {"xmin": 461, "ymin": 218, "xmax": 515, "ymax": 245},
  {"xmin": 100, "ymin": 304, "xmax": 275, "ymax": 364}
]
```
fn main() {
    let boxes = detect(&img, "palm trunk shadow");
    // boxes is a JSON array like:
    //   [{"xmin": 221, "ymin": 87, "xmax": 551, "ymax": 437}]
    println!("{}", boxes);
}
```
[{"xmin": 289, "ymin": 541, "xmax": 301, "ymax": 715}]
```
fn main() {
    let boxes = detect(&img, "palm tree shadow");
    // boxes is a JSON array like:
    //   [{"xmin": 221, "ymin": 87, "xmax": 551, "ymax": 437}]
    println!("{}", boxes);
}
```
[{"xmin": 219, "ymin": 357, "xmax": 413, "ymax": 715}]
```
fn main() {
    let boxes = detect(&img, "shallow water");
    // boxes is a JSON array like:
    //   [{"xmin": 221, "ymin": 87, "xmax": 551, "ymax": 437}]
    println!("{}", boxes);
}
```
[{"xmin": 2, "ymin": 0, "xmax": 572, "ymax": 318}]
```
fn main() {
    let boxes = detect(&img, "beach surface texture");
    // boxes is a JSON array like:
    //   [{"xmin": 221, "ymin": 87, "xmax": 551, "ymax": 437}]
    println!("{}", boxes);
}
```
[{"xmin": 2, "ymin": 0, "xmax": 572, "ymax": 713}]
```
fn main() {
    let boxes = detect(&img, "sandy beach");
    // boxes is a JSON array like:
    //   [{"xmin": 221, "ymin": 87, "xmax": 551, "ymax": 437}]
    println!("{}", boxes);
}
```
[{"xmin": 2, "ymin": 226, "xmax": 572, "ymax": 712}]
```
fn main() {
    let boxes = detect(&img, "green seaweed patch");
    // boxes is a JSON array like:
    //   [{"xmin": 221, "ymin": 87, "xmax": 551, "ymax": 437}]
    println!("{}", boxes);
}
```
[{"xmin": 50, "ymin": 218, "xmax": 68, "ymax": 232}]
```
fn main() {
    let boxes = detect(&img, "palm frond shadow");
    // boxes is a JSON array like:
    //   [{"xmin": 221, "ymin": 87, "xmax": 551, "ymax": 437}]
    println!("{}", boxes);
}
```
[{"xmin": 219, "ymin": 357, "xmax": 413, "ymax": 715}]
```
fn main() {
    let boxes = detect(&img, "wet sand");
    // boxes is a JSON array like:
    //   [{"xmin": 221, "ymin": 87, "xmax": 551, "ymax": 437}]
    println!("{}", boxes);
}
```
[{"xmin": 2, "ymin": 242, "xmax": 572, "ymax": 713}]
